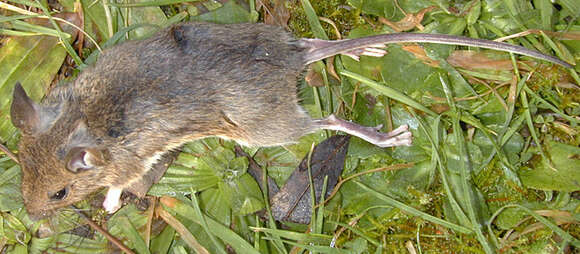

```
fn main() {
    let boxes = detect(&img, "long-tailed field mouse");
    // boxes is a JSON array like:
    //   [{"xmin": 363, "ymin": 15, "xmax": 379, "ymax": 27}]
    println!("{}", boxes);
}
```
[{"xmin": 10, "ymin": 22, "xmax": 572, "ymax": 218}]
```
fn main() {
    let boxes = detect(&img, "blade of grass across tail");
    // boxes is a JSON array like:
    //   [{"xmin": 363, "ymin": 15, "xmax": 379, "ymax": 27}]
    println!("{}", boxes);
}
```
[
  {"xmin": 299, "ymin": 0, "xmax": 331, "ymax": 137},
  {"xmin": 539, "ymin": 31, "xmax": 576, "ymax": 70}
]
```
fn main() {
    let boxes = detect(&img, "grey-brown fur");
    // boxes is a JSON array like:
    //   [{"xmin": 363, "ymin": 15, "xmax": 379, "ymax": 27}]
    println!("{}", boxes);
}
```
[{"xmin": 13, "ymin": 23, "xmax": 317, "ymax": 217}]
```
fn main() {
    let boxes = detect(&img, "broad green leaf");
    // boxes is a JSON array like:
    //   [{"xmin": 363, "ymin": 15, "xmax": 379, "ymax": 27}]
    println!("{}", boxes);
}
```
[
  {"xmin": 519, "ymin": 141, "xmax": 580, "ymax": 192},
  {"xmin": 0, "ymin": 33, "xmax": 69, "ymax": 148},
  {"xmin": 200, "ymin": 187, "xmax": 231, "ymax": 225},
  {"xmin": 190, "ymin": 1, "xmax": 251, "ymax": 24},
  {"xmin": 219, "ymin": 174, "xmax": 264, "ymax": 215},
  {"xmin": 120, "ymin": 0, "xmax": 168, "ymax": 39},
  {"xmin": 0, "ymin": 164, "xmax": 22, "ymax": 211},
  {"xmin": 150, "ymin": 224, "xmax": 176, "ymax": 254}
]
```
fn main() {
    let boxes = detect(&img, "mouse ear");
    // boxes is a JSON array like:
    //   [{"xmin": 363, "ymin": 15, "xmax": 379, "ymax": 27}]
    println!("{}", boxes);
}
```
[
  {"xmin": 10, "ymin": 82, "xmax": 59, "ymax": 135},
  {"xmin": 11, "ymin": 83, "xmax": 41, "ymax": 135},
  {"xmin": 65, "ymin": 121, "xmax": 108, "ymax": 173},
  {"xmin": 170, "ymin": 24, "xmax": 186, "ymax": 44},
  {"xmin": 66, "ymin": 147, "xmax": 105, "ymax": 173}
]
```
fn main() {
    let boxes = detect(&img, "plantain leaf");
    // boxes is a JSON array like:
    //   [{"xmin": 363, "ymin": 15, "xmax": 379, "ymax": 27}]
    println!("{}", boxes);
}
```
[{"xmin": 519, "ymin": 141, "xmax": 580, "ymax": 192}]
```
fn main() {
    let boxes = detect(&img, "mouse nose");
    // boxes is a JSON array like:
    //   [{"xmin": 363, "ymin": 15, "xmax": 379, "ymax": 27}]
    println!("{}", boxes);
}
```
[
  {"xmin": 23, "ymin": 200, "xmax": 51, "ymax": 220},
  {"xmin": 28, "ymin": 212, "xmax": 44, "ymax": 221},
  {"xmin": 26, "ymin": 209, "xmax": 49, "ymax": 221}
]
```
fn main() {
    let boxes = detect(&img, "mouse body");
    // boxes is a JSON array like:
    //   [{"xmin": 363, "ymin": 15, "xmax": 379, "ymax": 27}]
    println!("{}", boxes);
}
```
[{"xmin": 10, "ymin": 22, "xmax": 571, "ymax": 218}]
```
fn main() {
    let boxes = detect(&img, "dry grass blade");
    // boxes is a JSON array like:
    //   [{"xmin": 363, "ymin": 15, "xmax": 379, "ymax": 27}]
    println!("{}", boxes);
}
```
[
  {"xmin": 156, "ymin": 207, "xmax": 210, "ymax": 254},
  {"xmin": 0, "ymin": 143, "xmax": 18, "ymax": 163}
]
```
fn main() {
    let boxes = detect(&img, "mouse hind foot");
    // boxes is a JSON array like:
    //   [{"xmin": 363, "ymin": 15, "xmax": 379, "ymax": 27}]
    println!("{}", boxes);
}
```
[
  {"xmin": 301, "ymin": 38, "xmax": 387, "ymax": 64},
  {"xmin": 340, "ymin": 45, "xmax": 387, "ymax": 61},
  {"xmin": 313, "ymin": 115, "xmax": 412, "ymax": 147}
]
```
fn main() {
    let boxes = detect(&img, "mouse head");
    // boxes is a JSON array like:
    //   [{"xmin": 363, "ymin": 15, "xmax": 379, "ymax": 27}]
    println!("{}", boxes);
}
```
[{"xmin": 10, "ymin": 83, "xmax": 110, "ymax": 219}]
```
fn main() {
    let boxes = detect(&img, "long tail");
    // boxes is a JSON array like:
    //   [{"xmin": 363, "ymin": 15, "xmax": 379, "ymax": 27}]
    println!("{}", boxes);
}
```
[{"xmin": 301, "ymin": 33, "xmax": 573, "ymax": 68}]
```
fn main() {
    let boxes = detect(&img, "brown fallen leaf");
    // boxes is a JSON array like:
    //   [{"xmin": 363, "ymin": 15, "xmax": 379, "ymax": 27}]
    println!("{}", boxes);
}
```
[
  {"xmin": 379, "ymin": 6, "xmax": 437, "ymax": 32},
  {"xmin": 304, "ymin": 68, "xmax": 326, "ymax": 87},
  {"xmin": 447, "ymin": 50, "xmax": 562, "ymax": 71},
  {"xmin": 326, "ymin": 55, "xmax": 341, "ymax": 81},
  {"xmin": 534, "ymin": 210, "xmax": 577, "ymax": 225},
  {"xmin": 430, "ymin": 103, "xmax": 450, "ymax": 114},
  {"xmin": 401, "ymin": 45, "xmax": 440, "ymax": 67},
  {"xmin": 270, "ymin": 135, "xmax": 350, "ymax": 224},
  {"xmin": 447, "ymin": 51, "xmax": 522, "ymax": 70},
  {"xmin": 258, "ymin": 0, "xmax": 290, "ymax": 29}
]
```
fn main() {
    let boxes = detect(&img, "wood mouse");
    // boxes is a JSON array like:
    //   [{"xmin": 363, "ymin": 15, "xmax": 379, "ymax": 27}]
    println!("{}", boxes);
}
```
[{"xmin": 10, "ymin": 22, "xmax": 572, "ymax": 218}]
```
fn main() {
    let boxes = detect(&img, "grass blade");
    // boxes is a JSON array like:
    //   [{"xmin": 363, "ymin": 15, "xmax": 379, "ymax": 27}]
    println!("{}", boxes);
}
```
[
  {"xmin": 341, "ymin": 70, "xmax": 438, "ymax": 116},
  {"xmin": 353, "ymin": 181, "xmax": 472, "ymax": 234}
]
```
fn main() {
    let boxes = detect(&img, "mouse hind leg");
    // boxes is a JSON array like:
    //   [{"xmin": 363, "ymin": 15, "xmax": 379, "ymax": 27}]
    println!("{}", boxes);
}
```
[
  {"xmin": 313, "ymin": 115, "xmax": 412, "ymax": 147},
  {"xmin": 220, "ymin": 105, "xmax": 315, "ymax": 147}
]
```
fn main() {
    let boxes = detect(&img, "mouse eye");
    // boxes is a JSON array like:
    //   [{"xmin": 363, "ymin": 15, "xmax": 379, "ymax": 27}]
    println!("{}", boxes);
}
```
[{"xmin": 49, "ymin": 187, "xmax": 69, "ymax": 201}]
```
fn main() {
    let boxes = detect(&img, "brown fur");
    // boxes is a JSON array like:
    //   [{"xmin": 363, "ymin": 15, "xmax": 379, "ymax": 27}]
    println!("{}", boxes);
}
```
[{"xmin": 13, "ymin": 22, "xmax": 313, "ymax": 217}]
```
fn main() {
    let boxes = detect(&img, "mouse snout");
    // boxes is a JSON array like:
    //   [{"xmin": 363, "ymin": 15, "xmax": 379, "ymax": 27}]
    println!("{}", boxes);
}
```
[{"xmin": 22, "ymin": 196, "xmax": 53, "ymax": 220}]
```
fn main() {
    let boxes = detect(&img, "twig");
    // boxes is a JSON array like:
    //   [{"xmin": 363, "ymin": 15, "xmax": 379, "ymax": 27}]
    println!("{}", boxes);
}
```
[
  {"xmin": 315, "ymin": 163, "xmax": 414, "ymax": 208},
  {"xmin": 73, "ymin": 208, "xmax": 136, "ymax": 254},
  {"xmin": 0, "ymin": 143, "xmax": 18, "ymax": 164}
]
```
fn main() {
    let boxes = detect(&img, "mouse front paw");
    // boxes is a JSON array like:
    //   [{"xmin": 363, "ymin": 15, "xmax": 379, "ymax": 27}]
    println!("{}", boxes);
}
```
[{"xmin": 103, "ymin": 187, "xmax": 123, "ymax": 213}]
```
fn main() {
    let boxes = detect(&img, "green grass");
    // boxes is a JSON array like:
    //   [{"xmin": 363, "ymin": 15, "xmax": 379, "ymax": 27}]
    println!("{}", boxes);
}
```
[{"xmin": 0, "ymin": 0, "xmax": 579, "ymax": 253}]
